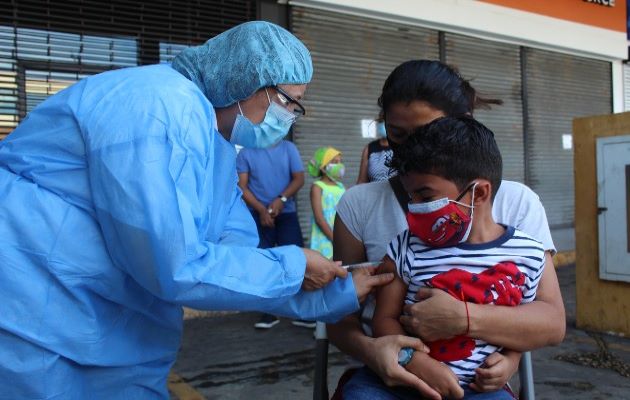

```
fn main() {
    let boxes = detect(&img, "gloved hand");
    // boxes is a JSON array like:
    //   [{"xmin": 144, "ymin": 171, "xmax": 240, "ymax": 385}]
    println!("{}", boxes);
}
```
[
  {"xmin": 301, "ymin": 248, "xmax": 347, "ymax": 290},
  {"xmin": 351, "ymin": 266, "xmax": 394, "ymax": 303}
]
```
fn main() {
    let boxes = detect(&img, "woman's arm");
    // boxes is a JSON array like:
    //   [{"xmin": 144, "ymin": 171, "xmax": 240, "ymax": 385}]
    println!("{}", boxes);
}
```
[
  {"xmin": 311, "ymin": 183, "xmax": 334, "ymax": 241},
  {"xmin": 400, "ymin": 252, "xmax": 565, "ymax": 350},
  {"xmin": 328, "ymin": 216, "xmax": 370, "ymax": 360},
  {"xmin": 356, "ymin": 145, "xmax": 369, "ymax": 184},
  {"xmin": 467, "ymin": 252, "xmax": 565, "ymax": 348}
]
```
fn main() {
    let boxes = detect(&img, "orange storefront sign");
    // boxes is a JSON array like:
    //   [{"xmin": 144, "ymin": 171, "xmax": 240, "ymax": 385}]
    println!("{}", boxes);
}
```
[{"xmin": 479, "ymin": 0, "xmax": 626, "ymax": 32}]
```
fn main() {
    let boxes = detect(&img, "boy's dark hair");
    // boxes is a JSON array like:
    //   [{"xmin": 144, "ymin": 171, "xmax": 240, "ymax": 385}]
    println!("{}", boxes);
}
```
[
  {"xmin": 388, "ymin": 116, "xmax": 503, "ymax": 198},
  {"xmin": 378, "ymin": 60, "xmax": 502, "ymax": 119}
]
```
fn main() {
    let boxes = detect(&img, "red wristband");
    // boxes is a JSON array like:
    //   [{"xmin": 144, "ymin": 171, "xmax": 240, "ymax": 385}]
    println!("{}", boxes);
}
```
[
  {"xmin": 463, "ymin": 298, "xmax": 470, "ymax": 336},
  {"xmin": 459, "ymin": 288, "xmax": 470, "ymax": 336}
]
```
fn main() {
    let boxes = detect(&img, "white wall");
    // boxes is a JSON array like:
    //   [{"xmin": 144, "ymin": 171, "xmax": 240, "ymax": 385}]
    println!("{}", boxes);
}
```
[{"xmin": 290, "ymin": 0, "xmax": 627, "ymax": 61}]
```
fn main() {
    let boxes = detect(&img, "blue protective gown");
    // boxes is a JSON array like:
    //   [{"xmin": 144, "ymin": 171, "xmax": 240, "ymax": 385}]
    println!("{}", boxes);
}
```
[{"xmin": 0, "ymin": 64, "xmax": 358, "ymax": 399}]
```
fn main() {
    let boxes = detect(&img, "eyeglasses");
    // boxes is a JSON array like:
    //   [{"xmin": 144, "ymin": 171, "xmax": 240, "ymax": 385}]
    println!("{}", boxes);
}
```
[{"xmin": 274, "ymin": 86, "xmax": 306, "ymax": 118}]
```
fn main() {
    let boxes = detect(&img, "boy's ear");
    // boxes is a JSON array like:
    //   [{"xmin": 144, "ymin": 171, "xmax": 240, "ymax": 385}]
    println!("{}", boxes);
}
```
[{"xmin": 472, "ymin": 180, "xmax": 492, "ymax": 205}]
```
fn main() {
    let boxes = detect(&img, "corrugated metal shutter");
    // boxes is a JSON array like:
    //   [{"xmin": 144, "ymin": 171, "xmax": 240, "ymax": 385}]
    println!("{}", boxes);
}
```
[
  {"xmin": 444, "ymin": 33, "xmax": 524, "ymax": 182},
  {"xmin": 525, "ymin": 48, "xmax": 611, "ymax": 228},
  {"xmin": 624, "ymin": 63, "xmax": 630, "ymax": 111},
  {"xmin": 0, "ymin": 0, "xmax": 255, "ymax": 138},
  {"xmin": 290, "ymin": 6, "xmax": 439, "ymax": 243}
]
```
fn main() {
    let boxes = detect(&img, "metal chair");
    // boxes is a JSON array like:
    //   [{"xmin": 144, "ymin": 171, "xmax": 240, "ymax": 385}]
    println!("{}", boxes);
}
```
[
  {"xmin": 313, "ymin": 322, "xmax": 329, "ymax": 400},
  {"xmin": 313, "ymin": 321, "xmax": 535, "ymax": 400}
]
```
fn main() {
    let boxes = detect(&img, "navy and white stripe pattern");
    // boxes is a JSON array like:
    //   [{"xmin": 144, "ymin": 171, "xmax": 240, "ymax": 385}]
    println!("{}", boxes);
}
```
[
  {"xmin": 387, "ymin": 225, "xmax": 545, "ymax": 384},
  {"xmin": 367, "ymin": 149, "xmax": 395, "ymax": 182}
]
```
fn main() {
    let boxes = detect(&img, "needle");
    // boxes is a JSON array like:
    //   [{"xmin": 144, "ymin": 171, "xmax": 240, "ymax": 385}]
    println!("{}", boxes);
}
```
[{"xmin": 342, "ymin": 261, "xmax": 381, "ymax": 271}]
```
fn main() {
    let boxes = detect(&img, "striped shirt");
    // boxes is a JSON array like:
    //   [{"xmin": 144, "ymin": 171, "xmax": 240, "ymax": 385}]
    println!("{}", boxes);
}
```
[{"xmin": 386, "ymin": 225, "xmax": 545, "ymax": 385}]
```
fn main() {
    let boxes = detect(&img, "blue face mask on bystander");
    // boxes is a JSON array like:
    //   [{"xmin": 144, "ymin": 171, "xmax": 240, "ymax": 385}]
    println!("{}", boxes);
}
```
[
  {"xmin": 376, "ymin": 121, "xmax": 387, "ymax": 138},
  {"xmin": 230, "ymin": 89, "xmax": 296, "ymax": 148}
]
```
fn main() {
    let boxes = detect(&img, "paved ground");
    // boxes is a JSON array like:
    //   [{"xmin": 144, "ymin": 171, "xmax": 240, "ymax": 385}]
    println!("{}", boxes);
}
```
[{"xmin": 172, "ymin": 265, "xmax": 630, "ymax": 399}]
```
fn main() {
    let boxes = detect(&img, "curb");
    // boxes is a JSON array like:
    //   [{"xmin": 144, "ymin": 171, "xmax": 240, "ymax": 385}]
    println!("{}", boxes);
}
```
[
  {"xmin": 168, "ymin": 371, "xmax": 205, "ymax": 400},
  {"xmin": 553, "ymin": 250, "xmax": 575, "ymax": 268}
]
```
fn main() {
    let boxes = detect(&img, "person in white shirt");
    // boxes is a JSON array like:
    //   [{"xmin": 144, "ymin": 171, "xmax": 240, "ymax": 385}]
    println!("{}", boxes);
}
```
[{"xmin": 329, "ymin": 60, "xmax": 565, "ymax": 400}]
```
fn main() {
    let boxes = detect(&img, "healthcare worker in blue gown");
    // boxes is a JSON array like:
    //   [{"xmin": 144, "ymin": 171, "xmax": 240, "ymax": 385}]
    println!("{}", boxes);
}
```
[{"xmin": 0, "ymin": 21, "xmax": 392, "ymax": 399}]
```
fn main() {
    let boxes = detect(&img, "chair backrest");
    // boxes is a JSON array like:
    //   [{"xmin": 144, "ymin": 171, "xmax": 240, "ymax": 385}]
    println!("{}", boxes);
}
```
[
  {"xmin": 313, "ymin": 321, "xmax": 535, "ymax": 400},
  {"xmin": 313, "ymin": 322, "xmax": 329, "ymax": 400}
]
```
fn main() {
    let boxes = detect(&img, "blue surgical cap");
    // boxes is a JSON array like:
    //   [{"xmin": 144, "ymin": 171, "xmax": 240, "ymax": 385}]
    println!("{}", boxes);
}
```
[{"xmin": 172, "ymin": 21, "xmax": 313, "ymax": 108}]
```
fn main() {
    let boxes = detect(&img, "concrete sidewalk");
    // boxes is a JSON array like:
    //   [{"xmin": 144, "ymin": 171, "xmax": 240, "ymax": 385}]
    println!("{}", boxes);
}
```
[{"xmin": 171, "ymin": 265, "xmax": 630, "ymax": 399}]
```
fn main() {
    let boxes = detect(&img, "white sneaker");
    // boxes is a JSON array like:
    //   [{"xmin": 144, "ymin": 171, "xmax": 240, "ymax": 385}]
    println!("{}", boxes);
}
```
[
  {"xmin": 254, "ymin": 314, "xmax": 280, "ymax": 329},
  {"xmin": 292, "ymin": 319, "xmax": 316, "ymax": 329}
]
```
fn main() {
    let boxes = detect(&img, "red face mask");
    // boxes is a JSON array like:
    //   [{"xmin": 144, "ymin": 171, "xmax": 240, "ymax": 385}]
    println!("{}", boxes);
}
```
[{"xmin": 406, "ymin": 182, "xmax": 477, "ymax": 248}]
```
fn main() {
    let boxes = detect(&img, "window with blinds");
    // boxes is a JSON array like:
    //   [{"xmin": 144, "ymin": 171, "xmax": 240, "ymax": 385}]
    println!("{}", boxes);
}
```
[
  {"xmin": 0, "ymin": 0, "xmax": 255, "ymax": 139},
  {"xmin": 0, "ymin": 25, "xmax": 138, "ymax": 132}
]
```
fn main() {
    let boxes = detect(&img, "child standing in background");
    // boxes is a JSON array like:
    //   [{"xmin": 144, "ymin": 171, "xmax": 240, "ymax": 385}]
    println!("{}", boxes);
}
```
[{"xmin": 308, "ymin": 147, "xmax": 346, "ymax": 259}]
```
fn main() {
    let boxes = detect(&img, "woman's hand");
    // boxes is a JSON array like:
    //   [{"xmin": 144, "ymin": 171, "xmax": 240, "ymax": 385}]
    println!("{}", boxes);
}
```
[
  {"xmin": 470, "ymin": 351, "xmax": 521, "ymax": 393},
  {"xmin": 405, "ymin": 352, "xmax": 464, "ymax": 399},
  {"xmin": 400, "ymin": 287, "xmax": 467, "ymax": 341},
  {"xmin": 302, "ymin": 248, "xmax": 347, "ymax": 290},
  {"xmin": 363, "ymin": 335, "xmax": 442, "ymax": 400}
]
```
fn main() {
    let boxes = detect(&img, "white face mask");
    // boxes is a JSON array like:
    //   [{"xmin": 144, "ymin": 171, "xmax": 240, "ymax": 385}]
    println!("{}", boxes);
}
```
[
  {"xmin": 230, "ymin": 89, "xmax": 296, "ymax": 149},
  {"xmin": 324, "ymin": 162, "xmax": 345, "ymax": 181}
]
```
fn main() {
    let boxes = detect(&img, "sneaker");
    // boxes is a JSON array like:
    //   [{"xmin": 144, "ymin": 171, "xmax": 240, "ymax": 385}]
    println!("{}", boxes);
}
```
[
  {"xmin": 292, "ymin": 319, "xmax": 317, "ymax": 329},
  {"xmin": 254, "ymin": 314, "xmax": 280, "ymax": 329}
]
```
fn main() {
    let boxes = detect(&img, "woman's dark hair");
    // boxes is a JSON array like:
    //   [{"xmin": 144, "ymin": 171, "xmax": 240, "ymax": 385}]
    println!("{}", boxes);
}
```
[
  {"xmin": 378, "ymin": 60, "xmax": 502, "ymax": 118},
  {"xmin": 388, "ymin": 116, "xmax": 503, "ymax": 199}
]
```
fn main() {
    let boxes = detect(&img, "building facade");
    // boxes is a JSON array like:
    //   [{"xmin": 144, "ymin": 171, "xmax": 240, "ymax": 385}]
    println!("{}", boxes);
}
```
[
  {"xmin": 287, "ymin": 0, "xmax": 626, "ymax": 252},
  {"xmin": 1, "ymin": 0, "xmax": 626, "ymax": 252},
  {"xmin": 0, "ymin": 0, "xmax": 257, "ymax": 138}
]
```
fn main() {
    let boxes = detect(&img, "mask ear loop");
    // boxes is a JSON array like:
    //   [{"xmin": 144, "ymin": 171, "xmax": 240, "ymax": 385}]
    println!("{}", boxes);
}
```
[
  {"xmin": 455, "ymin": 182, "xmax": 477, "ymax": 202},
  {"xmin": 454, "ymin": 182, "xmax": 478, "ymax": 244},
  {"xmin": 451, "ymin": 181, "xmax": 478, "ymax": 210},
  {"xmin": 468, "ymin": 182, "xmax": 478, "ymax": 219},
  {"xmin": 239, "ymin": 89, "xmax": 272, "ymax": 118}
]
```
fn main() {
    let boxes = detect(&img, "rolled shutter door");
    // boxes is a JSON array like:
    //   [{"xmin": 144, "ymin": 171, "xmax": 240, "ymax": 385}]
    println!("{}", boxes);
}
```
[
  {"xmin": 624, "ymin": 63, "xmax": 630, "ymax": 111},
  {"xmin": 525, "ymin": 48, "xmax": 611, "ymax": 228},
  {"xmin": 290, "ymin": 6, "xmax": 439, "ymax": 243},
  {"xmin": 444, "ymin": 33, "xmax": 524, "ymax": 183}
]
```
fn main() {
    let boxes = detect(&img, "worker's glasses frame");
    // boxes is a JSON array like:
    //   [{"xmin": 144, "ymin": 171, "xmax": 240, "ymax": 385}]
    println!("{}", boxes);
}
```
[{"xmin": 274, "ymin": 86, "xmax": 306, "ymax": 118}]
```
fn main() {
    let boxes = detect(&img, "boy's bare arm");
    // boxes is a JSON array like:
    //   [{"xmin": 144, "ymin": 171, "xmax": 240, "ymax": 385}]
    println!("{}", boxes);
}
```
[{"xmin": 372, "ymin": 256, "xmax": 407, "ymax": 337}]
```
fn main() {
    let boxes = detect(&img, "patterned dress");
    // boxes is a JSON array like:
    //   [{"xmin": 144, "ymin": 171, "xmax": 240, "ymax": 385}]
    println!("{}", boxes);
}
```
[
  {"xmin": 367, "ymin": 140, "xmax": 395, "ymax": 182},
  {"xmin": 309, "ymin": 179, "xmax": 345, "ymax": 258}
]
